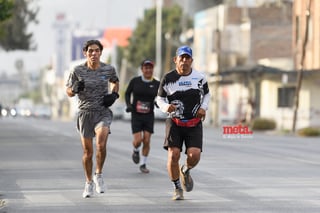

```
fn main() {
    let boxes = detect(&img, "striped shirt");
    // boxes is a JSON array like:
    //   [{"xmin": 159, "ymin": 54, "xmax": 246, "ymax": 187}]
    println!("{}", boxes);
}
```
[{"xmin": 66, "ymin": 62, "xmax": 119, "ymax": 111}]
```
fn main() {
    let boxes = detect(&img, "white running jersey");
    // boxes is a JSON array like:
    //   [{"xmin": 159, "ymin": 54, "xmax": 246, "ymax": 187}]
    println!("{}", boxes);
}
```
[{"xmin": 157, "ymin": 69, "xmax": 210, "ymax": 120}]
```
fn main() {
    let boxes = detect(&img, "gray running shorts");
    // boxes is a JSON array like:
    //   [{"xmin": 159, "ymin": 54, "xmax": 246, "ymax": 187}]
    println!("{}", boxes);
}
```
[{"xmin": 77, "ymin": 109, "xmax": 113, "ymax": 138}]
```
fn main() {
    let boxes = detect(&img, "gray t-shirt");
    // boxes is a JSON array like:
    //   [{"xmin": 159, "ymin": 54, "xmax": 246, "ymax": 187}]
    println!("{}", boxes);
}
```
[{"xmin": 66, "ymin": 62, "xmax": 119, "ymax": 111}]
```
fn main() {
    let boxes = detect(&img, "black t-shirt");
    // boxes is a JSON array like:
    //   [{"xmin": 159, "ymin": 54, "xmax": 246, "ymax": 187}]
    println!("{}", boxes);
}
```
[{"xmin": 125, "ymin": 76, "xmax": 160, "ymax": 114}]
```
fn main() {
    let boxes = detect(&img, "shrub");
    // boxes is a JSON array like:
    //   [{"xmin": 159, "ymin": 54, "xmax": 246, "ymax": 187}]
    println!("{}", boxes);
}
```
[
  {"xmin": 297, "ymin": 127, "xmax": 320, "ymax": 137},
  {"xmin": 251, "ymin": 118, "xmax": 276, "ymax": 130}
]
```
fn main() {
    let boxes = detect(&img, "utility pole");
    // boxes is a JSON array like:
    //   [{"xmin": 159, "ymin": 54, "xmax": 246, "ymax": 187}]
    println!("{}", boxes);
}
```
[
  {"xmin": 213, "ymin": 5, "xmax": 224, "ymax": 127},
  {"xmin": 292, "ymin": 0, "xmax": 311, "ymax": 132},
  {"xmin": 155, "ymin": 0, "xmax": 162, "ymax": 79},
  {"xmin": 213, "ymin": 28, "xmax": 221, "ymax": 127}
]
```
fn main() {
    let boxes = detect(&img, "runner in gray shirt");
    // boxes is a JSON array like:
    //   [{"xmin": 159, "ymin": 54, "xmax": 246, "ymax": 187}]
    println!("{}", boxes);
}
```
[{"xmin": 66, "ymin": 39, "xmax": 119, "ymax": 198}]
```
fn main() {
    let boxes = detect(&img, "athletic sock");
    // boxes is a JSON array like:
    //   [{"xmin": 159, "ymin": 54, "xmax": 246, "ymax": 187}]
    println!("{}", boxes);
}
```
[
  {"xmin": 172, "ymin": 179, "xmax": 182, "ymax": 189},
  {"xmin": 140, "ymin": 155, "xmax": 148, "ymax": 165}
]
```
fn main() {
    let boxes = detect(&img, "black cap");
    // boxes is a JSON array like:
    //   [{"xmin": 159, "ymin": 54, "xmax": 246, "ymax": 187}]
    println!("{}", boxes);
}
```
[{"xmin": 141, "ymin": 59, "xmax": 154, "ymax": 67}]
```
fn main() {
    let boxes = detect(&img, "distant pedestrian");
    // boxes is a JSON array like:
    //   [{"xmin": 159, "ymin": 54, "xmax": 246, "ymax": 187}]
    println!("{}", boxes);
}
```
[
  {"xmin": 125, "ymin": 59, "xmax": 160, "ymax": 173},
  {"xmin": 66, "ymin": 39, "xmax": 120, "ymax": 198},
  {"xmin": 156, "ymin": 46, "xmax": 210, "ymax": 200}
]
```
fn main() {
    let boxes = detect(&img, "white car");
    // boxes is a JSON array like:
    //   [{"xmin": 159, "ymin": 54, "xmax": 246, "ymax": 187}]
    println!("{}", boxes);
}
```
[
  {"xmin": 110, "ymin": 102, "xmax": 125, "ymax": 120},
  {"xmin": 121, "ymin": 106, "xmax": 167, "ymax": 121},
  {"xmin": 154, "ymin": 107, "xmax": 168, "ymax": 120}
]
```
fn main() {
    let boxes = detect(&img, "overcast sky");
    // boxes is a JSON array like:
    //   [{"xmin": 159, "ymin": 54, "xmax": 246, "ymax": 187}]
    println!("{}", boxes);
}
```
[{"xmin": 0, "ymin": 0, "xmax": 153, "ymax": 75}]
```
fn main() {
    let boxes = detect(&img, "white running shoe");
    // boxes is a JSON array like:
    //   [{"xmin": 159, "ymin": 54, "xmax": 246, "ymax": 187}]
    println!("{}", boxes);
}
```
[
  {"xmin": 172, "ymin": 188, "xmax": 184, "ymax": 200},
  {"xmin": 93, "ymin": 173, "xmax": 105, "ymax": 193},
  {"xmin": 82, "ymin": 181, "xmax": 94, "ymax": 198}
]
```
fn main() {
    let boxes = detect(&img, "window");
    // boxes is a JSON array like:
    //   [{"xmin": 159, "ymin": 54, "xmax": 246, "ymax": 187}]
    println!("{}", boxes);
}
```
[{"xmin": 278, "ymin": 87, "xmax": 296, "ymax": 108}]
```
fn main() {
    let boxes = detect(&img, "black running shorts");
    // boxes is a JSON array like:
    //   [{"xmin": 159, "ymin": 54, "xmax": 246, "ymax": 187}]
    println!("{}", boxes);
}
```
[
  {"xmin": 163, "ymin": 118, "xmax": 203, "ymax": 153},
  {"xmin": 131, "ymin": 112, "xmax": 155, "ymax": 134}
]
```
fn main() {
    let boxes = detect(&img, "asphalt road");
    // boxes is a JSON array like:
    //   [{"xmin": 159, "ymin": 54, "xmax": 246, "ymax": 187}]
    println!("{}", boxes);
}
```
[{"xmin": 1, "ymin": 117, "xmax": 320, "ymax": 213}]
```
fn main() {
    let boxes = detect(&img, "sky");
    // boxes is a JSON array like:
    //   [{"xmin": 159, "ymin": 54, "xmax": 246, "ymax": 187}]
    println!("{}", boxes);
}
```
[{"xmin": 0, "ymin": 0, "xmax": 153, "ymax": 75}]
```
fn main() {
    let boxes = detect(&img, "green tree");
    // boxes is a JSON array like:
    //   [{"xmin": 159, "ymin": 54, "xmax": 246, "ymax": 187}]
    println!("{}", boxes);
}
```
[
  {"xmin": 0, "ymin": 0, "xmax": 39, "ymax": 51},
  {"xmin": 126, "ymin": 5, "xmax": 192, "ymax": 70},
  {"xmin": 0, "ymin": 0, "xmax": 14, "ymax": 21}
]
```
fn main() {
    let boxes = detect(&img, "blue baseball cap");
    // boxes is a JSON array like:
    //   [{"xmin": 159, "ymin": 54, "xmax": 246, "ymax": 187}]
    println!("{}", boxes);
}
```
[{"xmin": 176, "ymin": 46, "xmax": 192, "ymax": 57}]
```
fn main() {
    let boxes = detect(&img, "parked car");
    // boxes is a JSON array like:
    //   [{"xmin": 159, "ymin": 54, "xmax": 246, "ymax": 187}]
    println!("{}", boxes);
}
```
[
  {"xmin": 121, "ymin": 106, "xmax": 167, "ymax": 121},
  {"xmin": 154, "ymin": 107, "xmax": 168, "ymax": 120},
  {"xmin": 33, "ymin": 104, "xmax": 52, "ymax": 119},
  {"xmin": 110, "ymin": 102, "xmax": 125, "ymax": 120}
]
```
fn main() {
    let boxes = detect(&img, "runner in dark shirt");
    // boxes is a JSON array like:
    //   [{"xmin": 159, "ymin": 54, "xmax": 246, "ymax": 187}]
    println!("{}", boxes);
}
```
[{"xmin": 125, "ymin": 59, "xmax": 160, "ymax": 173}]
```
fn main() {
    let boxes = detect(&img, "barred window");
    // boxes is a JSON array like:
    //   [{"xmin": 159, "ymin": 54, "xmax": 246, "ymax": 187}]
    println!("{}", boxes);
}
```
[{"xmin": 278, "ymin": 87, "xmax": 296, "ymax": 108}]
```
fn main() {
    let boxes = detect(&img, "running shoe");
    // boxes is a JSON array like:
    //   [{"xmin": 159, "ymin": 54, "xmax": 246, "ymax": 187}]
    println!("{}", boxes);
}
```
[
  {"xmin": 82, "ymin": 181, "xmax": 94, "ymax": 198},
  {"xmin": 139, "ymin": 164, "xmax": 150, "ymax": 173},
  {"xmin": 132, "ymin": 150, "xmax": 140, "ymax": 164},
  {"xmin": 180, "ymin": 166, "xmax": 193, "ymax": 192},
  {"xmin": 172, "ymin": 188, "xmax": 184, "ymax": 200},
  {"xmin": 0, "ymin": 199, "xmax": 6, "ymax": 209},
  {"xmin": 93, "ymin": 173, "xmax": 105, "ymax": 193}
]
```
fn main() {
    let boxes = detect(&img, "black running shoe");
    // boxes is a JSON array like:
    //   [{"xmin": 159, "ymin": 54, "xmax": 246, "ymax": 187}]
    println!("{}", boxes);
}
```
[
  {"xmin": 139, "ymin": 164, "xmax": 150, "ymax": 173},
  {"xmin": 180, "ymin": 165, "xmax": 193, "ymax": 192},
  {"xmin": 132, "ymin": 150, "xmax": 140, "ymax": 164}
]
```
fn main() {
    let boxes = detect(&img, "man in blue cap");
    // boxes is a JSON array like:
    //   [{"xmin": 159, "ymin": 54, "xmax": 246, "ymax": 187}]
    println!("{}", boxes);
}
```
[{"xmin": 156, "ymin": 45, "xmax": 211, "ymax": 200}]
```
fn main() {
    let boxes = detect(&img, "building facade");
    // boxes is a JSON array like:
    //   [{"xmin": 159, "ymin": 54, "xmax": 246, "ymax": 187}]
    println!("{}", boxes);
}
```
[
  {"xmin": 193, "ymin": 1, "xmax": 301, "ymax": 129},
  {"xmin": 293, "ymin": 0, "xmax": 320, "ymax": 70}
]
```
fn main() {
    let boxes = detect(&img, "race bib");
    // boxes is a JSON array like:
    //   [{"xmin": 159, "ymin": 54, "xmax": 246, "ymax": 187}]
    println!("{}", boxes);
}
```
[{"xmin": 136, "ymin": 101, "xmax": 151, "ymax": 114}]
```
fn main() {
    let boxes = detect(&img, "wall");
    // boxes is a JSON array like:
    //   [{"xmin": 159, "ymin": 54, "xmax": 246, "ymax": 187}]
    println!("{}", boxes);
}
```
[{"xmin": 259, "ymin": 76, "xmax": 316, "ymax": 130}]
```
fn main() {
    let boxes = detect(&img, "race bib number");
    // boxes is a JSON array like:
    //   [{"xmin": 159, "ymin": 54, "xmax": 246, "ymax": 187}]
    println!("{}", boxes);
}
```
[{"xmin": 136, "ymin": 101, "xmax": 151, "ymax": 114}]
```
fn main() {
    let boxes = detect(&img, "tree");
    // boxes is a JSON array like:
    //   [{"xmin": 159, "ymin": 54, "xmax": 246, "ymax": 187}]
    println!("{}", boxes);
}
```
[
  {"xmin": 0, "ymin": 0, "xmax": 39, "ymax": 51},
  {"xmin": 126, "ymin": 5, "xmax": 192, "ymax": 70},
  {"xmin": 0, "ymin": 0, "xmax": 14, "ymax": 22}
]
